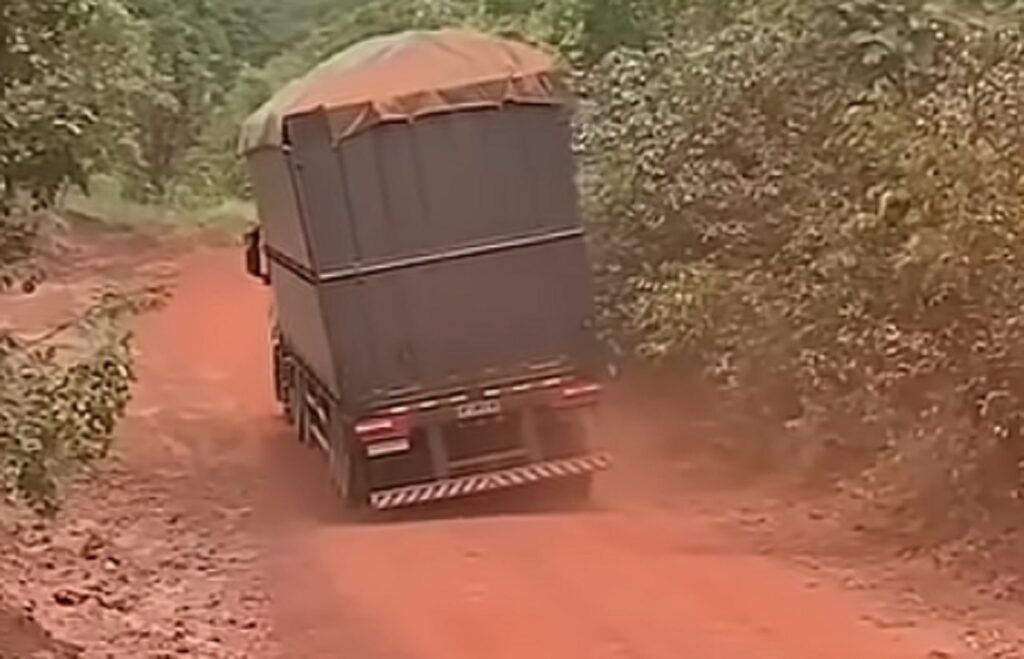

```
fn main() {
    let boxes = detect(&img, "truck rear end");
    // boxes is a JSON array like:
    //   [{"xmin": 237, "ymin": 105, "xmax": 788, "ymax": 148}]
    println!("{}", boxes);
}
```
[
  {"xmin": 242, "ymin": 29, "xmax": 611, "ymax": 511},
  {"xmin": 353, "ymin": 367, "xmax": 608, "ymax": 509}
]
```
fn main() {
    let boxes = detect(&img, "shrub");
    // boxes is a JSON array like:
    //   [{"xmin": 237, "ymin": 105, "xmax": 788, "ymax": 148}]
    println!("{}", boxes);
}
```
[
  {"xmin": 0, "ymin": 288, "xmax": 165, "ymax": 515},
  {"xmin": 583, "ymin": 1, "xmax": 1024, "ymax": 513}
]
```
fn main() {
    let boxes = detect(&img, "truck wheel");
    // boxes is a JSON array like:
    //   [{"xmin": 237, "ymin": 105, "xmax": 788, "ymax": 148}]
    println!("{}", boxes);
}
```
[
  {"xmin": 283, "ymin": 394, "xmax": 295, "ymax": 427},
  {"xmin": 570, "ymin": 473, "xmax": 594, "ymax": 500},
  {"xmin": 328, "ymin": 434, "xmax": 368, "ymax": 511},
  {"xmin": 275, "ymin": 347, "xmax": 296, "ymax": 425},
  {"xmin": 291, "ymin": 374, "xmax": 309, "ymax": 445},
  {"xmin": 548, "ymin": 473, "xmax": 593, "ymax": 503},
  {"xmin": 272, "ymin": 344, "xmax": 283, "ymax": 403}
]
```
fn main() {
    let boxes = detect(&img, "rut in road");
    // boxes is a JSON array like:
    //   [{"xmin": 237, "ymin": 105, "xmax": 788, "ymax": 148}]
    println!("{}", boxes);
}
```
[{"xmin": 129, "ymin": 245, "xmax": 993, "ymax": 659}]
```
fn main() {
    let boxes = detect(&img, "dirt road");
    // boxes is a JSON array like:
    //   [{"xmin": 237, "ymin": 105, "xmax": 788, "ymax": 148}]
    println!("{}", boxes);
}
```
[{"xmin": 97, "ymin": 244, "xmax": 1024, "ymax": 659}]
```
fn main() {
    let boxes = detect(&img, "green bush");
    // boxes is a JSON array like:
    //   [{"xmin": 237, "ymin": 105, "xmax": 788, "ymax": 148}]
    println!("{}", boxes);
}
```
[
  {"xmin": 0, "ymin": 289, "xmax": 165, "ymax": 514},
  {"xmin": 583, "ymin": 1, "xmax": 1024, "ymax": 513}
]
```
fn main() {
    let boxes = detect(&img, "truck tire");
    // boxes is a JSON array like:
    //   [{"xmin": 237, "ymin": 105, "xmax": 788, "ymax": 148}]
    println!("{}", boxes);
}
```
[
  {"xmin": 272, "ymin": 343, "xmax": 285, "ymax": 403},
  {"xmin": 547, "ymin": 473, "xmax": 593, "ymax": 504},
  {"xmin": 291, "ymin": 373, "xmax": 310, "ymax": 445},
  {"xmin": 274, "ymin": 346, "xmax": 296, "ymax": 426},
  {"xmin": 328, "ymin": 431, "xmax": 368, "ymax": 511},
  {"xmin": 568, "ymin": 473, "xmax": 594, "ymax": 501}
]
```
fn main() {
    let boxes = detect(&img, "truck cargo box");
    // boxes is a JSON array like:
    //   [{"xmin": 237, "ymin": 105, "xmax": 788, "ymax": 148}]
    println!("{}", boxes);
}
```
[
  {"xmin": 241, "ymin": 29, "xmax": 610, "ymax": 510},
  {"xmin": 242, "ymin": 30, "xmax": 601, "ymax": 410}
]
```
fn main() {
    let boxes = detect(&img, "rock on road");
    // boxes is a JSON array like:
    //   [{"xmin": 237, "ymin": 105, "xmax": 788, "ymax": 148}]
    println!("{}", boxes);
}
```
[{"xmin": 126, "ymin": 246, "xmax": 977, "ymax": 659}]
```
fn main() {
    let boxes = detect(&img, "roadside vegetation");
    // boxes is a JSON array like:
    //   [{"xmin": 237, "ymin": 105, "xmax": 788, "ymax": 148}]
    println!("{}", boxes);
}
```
[
  {"xmin": 1, "ymin": 0, "xmax": 157, "ymax": 513},
  {"xmin": 582, "ymin": 1, "xmax": 1024, "ymax": 534},
  {"xmin": 4, "ymin": 0, "xmax": 1024, "ymax": 539}
]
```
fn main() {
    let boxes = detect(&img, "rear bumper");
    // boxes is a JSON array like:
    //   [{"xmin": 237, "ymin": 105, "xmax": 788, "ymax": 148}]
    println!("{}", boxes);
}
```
[{"xmin": 369, "ymin": 452, "xmax": 612, "ymax": 510}]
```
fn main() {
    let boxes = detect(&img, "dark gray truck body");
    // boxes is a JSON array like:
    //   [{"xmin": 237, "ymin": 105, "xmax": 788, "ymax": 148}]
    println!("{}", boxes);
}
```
[
  {"xmin": 251, "ymin": 105, "xmax": 602, "ymax": 408},
  {"xmin": 245, "ymin": 70, "xmax": 610, "ymax": 511}
]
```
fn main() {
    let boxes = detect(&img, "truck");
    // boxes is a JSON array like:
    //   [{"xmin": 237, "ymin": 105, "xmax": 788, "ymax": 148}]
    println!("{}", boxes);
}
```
[{"xmin": 239, "ymin": 28, "xmax": 611, "ymax": 511}]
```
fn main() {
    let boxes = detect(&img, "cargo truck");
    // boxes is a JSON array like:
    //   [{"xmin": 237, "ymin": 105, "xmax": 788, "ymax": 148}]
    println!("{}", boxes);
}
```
[{"xmin": 239, "ymin": 29, "xmax": 611, "ymax": 511}]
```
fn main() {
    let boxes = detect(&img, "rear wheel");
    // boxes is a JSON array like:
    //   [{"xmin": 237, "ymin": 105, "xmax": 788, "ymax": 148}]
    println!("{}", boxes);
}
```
[
  {"xmin": 281, "ymin": 372, "xmax": 298, "ymax": 428},
  {"xmin": 546, "ymin": 473, "xmax": 593, "ymax": 503},
  {"xmin": 274, "ymin": 344, "xmax": 296, "ymax": 426},
  {"xmin": 272, "ymin": 344, "xmax": 284, "ymax": 403},
  {"xmin": 328, "ymin": 428, "xmax": 369, "ymax": 510},
  {"xmin": 536, "ymin": 409, "xmax": 590, "ymax": 460},
  {"xmin": 566, "ymin": 473, "xmax": 594, "ymax": 500},
  {"xmin": 291, "ymin": 373, "xmax": 310, "ymax": 445}
]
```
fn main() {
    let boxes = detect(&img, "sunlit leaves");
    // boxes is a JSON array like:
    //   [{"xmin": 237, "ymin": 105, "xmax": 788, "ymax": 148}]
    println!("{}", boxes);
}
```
[
  {"xmin": 0, "ymin": 287, "xmax": 167, "ymax": 514},
  {"xmin": 584, "ymin": 0, "xmax": 1024, "ymax": 510},
  {"xmin": 0, "ymin": 0, "xmax": 150, "ymax": 211}
]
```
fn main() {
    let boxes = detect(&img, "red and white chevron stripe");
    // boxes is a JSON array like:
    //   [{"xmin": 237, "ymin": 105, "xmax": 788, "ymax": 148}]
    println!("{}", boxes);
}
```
[{"xmin": 369, "ymin": 453, "xmax": 612, "ymax": 510}]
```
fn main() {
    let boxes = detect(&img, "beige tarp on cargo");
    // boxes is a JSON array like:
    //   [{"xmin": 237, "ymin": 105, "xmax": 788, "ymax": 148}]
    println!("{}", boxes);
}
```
[{"xmin": 239, "ymin": 29, "xmax": 569, "ymax": 153}]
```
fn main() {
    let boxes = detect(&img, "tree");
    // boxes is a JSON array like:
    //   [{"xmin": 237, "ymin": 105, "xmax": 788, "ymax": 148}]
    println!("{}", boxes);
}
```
[
  {"xmin": 118, "ymin": 0, "xmax": 243, "ymax": 200},
  {"xmin": 214, "ymin": 0, "xmax": 356, "ymax": 68},
  {"xmin": 584, "ymin": 0, "xmax": 1024, "ymax": 517},
  {"xmin": 0, "ymin": 0, "xmax": 158, "ymax": 513},
  {"xmin": 1, "ymin": 0, "xmax": 149, "ymax": 214},
  {"xmin": 1, "ymin": 0, "xmax": 149, "ymax": 286},
  {"xmin": 181, "ymin": 0, "xmax": 482, "ymax": 201}
]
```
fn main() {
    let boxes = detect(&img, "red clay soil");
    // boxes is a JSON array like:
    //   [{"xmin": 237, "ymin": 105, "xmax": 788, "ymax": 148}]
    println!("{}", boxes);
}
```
[{"xmin": 6, "ymin": 235, "xmax": 1024, "ymax": 658}]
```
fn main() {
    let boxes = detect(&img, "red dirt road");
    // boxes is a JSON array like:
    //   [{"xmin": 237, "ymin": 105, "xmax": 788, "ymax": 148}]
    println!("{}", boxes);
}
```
[{"xmin": 126, "ymin": 246, "xmax": 986, "ymax": 659}]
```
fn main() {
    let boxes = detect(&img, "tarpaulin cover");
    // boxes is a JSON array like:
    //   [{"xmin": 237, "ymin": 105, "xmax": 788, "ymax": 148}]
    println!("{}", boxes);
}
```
[{"xmin": 239, "ymin": 29, "xmax": 568, "ymax": 153}]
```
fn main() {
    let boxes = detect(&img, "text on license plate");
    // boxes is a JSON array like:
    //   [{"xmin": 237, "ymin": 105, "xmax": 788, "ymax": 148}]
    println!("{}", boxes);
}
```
[{"xmin": 456, "ymin": 400, "xmax": 502, "ymax": 420}]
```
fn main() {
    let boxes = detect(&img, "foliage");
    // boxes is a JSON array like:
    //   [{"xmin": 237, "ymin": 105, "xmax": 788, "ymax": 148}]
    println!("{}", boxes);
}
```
[
  {"xmin": 208, "ymin": 0, "xmax": 345, "ymax": 69},
  {"xmin": 0, "ymin": 0, "xmax": 162, "ymax": 514},
  {"xmin": 584, "ymin": 0, "xmax": 1024, "ymax": 517},
  {"xmin": 181, "ymin": 0, "xmax": 656, "ymax": 200},
  {"xmin": 116, "ymin": 0, "xmax": 240, "ymax": 199},
  {"xmin": 0, "ymin": 0, "xmax": 149, "ymax": 294},
  {"xmin": 116, "ymin": 0, "xmax": 349, "ymax": 201},
  {"xmin": 0, "ymin": 287, "xmax": 166, "ymax": 515},
  {"xmin": 0, "ymin": 0, "xmax": 150, "ymax": 291},
  {"xmin": 0, "ymin": 0, "xmax": 150, "ymax": 212},
  {"xmin": 179, "ymin": 0, "xmax": 778, "ymax": 201},
  {"xmin": 181, "ymin": 0, "xmax": 484, "ymax": 201}
]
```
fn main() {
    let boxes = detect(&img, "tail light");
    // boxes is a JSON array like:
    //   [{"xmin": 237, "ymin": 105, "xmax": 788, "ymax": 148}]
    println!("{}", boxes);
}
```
[
  {"xmin": 562, "ymin": 382, "xmax": 602, "ymax": 398},
  {"xmin": 355, "ymin": 416, "xmax": 409, "ymax": 442},
  {"xmin": 555, "ymin": 381, "xmax": 603, "ymax": 407}
]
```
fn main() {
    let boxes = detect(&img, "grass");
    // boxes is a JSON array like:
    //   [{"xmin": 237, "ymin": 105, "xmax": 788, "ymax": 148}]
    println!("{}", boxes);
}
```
[{"xmin": 61, "ymin": 175, "xmax": 256, "ymax": 233}]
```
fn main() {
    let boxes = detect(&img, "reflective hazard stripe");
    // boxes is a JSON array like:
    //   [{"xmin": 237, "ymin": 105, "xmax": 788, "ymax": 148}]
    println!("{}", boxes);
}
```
[{"xmin": 369, "ymin": 453, "xmax": 613, "ymax": 510}]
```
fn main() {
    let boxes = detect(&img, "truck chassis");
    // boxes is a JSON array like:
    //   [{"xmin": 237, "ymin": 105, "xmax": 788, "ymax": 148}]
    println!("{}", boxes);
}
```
[{"xmin": 272, "ymin": 336, "xmax": 612, "ymax": 511}]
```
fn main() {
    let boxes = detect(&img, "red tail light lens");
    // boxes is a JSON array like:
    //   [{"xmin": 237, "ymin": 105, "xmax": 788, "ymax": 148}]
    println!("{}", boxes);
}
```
[
  {"xmin": 554, "ymin": 381, "xmax": 603, "ymax": 408},
  {"xmin": 561, "ymin": 382, "xmax": 603, "ymax": 399},
  {"xmin": 355, "ymin": 416, "xmax": 409, "ymax": 442}
]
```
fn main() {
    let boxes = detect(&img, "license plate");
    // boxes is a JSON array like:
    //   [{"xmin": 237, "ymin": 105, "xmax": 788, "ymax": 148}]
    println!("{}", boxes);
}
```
[
  {"xmin": 366, "ymin": 437, "xmax": 411, "ymax": 458},
  {"xmin": 456, "ymin": 400, "xmax": 502, "ymax": 420}
]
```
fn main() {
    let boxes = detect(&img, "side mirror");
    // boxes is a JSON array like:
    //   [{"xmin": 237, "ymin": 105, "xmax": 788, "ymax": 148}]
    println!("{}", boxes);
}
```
[{"xmin": 244, "ymin": 227, "xmax": 270, "ymax": 285}]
